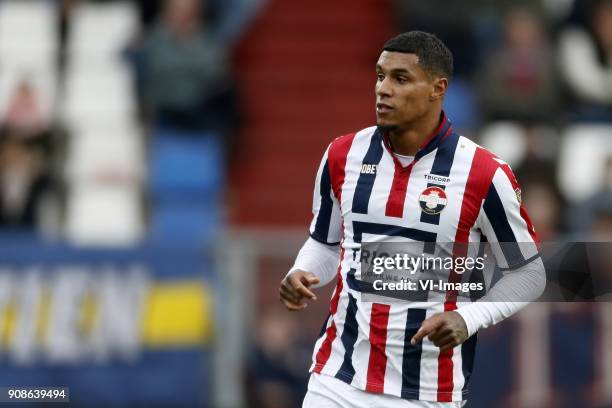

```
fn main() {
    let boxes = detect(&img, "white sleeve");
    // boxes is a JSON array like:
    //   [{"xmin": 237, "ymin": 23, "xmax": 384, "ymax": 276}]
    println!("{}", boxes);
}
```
[
  {"xmin": 287, "ymin": 237, "xmax": 341, "ymax": 288},
  {"xmin": 456, "ymin": 256, "xmax": 546, "ymax": 337}
]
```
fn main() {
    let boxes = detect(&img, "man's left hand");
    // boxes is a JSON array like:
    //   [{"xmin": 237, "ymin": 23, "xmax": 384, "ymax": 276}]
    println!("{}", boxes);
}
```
[{"xmin": 410, "ymin": 311, "xmax": 469, "ymax": 352}]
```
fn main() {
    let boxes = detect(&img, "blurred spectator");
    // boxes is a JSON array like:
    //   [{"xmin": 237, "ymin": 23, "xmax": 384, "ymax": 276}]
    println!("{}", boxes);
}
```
[
  {"xmin": 248, "ymin": 308, "xmax": 311, "ymax": 408},
  {"xmin": 591, "ymin": 204, "xmax": 612, "ymax": 240},
  {"xmin": 568, "ymin": 157, "xmax": 612, "ymax": 236},
  {"xmin": 0, "ymin": 132, "xmax": 52, "ymax": 228},
  {"xmin": 206, "ymin": 0, "xmax": 265, "ymax": 48},
  {"xmin": 392, "ymin": 0, "xmax": 479, "ymax": 76},
  {"xmin": 0, "ymin": 79, "xmax": 56, "ymax": 230},
  {"xmin": 558, "ymin": 0, "xmax": 612, "ymax": 120},
  {"xmin": 140, "ymin": 0, "xmax": 239, "ymax": 137},
  {"xmin": 392, "ymin": 0, "xmax": 548, "ymax": 77},
  {"xmin": 3, "ymin": 80, "xmax": 51, "ymax": 141},
  {"xmin": 514, "ymin": 127, "xmax": 566, "ymax": 240},
  {"xmin": 137, "ymin": 0, "xmax": 264, "ymax": 48},
  {"xmin": 476, "ymin": 8, "xmax": 559, "ymax": 122},
  {"xmin": 521, "ymin": 183, "xmax": 563, "ymax": 241}
]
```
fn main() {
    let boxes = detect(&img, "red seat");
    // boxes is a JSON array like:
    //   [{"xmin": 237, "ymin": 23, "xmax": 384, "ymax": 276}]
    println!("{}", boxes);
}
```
[{"xmin": 231, "ymin": 0, "xmax": 392, "ymax": 226}]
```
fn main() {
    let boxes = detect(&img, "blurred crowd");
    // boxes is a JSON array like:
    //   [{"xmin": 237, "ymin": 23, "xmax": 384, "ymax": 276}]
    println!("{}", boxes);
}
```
[
  {"xmin": 394, "ymin": 0, "xmax": 612, "ymax": 244},
  {"xmin": 0, "ymin": 0, "xmax": 608, "ymax": 242},
  {"xmin": 0, "ymin": 0, "xmax": 263, "ymax": 243},
  {"xmin": 0, "ymin": 0, "xmax": 611, "ymax": 406}
]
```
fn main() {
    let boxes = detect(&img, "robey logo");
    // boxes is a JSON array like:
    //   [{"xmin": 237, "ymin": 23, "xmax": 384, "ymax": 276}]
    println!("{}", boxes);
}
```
[{"xmin": 360, "ymin": 164, "xmax": 377, "ymax": 174}]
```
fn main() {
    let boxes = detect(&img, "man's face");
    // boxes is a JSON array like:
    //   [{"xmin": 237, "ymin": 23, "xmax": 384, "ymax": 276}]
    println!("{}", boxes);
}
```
[{"xmin": 375, "ymin": 51, "xmax": 440, "ymax": 129}]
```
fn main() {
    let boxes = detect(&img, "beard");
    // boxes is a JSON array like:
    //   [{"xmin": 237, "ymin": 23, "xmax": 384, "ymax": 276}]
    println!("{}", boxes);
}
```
[{"xmin": 376, "ymin": 124, "xmax": 398, "ymax": 134}]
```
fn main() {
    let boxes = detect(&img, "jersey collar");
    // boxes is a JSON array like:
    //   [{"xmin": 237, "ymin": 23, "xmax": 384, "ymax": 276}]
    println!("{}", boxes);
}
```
[{"xmin": 381, "ymin": 111, "xmax": 453, "ymax": 168}]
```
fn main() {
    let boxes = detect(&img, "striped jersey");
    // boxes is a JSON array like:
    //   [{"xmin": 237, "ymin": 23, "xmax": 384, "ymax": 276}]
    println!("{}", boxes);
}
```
[{"xmin": 307, "ymin": 113, "xmax": 539, "ymax": 402}]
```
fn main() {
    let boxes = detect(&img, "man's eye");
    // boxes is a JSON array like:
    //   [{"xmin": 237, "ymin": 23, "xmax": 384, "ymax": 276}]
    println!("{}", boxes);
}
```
[
  {"xmin": 376, "ymin": 74, "xmax": 385, "ymax": 81},
  {"xmin": 397, "ymin": 77, "xmax": 408, "ymax": 84}
]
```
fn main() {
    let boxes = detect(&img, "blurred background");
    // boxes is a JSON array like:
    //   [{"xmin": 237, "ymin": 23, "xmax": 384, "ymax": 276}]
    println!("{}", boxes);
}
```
[{"xmin": 0, "ymin": 0, "xmax": 610, "ymax": 407}]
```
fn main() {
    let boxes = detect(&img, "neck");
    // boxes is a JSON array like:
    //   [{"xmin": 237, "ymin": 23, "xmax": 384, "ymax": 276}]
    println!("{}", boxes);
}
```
[{"xmin": 387, "ymin": 108, "xmax": 443, "ymax": 156}]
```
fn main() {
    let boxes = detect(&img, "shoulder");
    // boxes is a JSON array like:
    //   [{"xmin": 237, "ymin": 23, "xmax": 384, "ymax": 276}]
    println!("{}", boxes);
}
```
[
  {"xmin": 453, "ymin": 135, "xmax": 516, "ymax": 192},
  {"xmin": 455, "ymin": 135, "xmax": 506, "ymax": 171},
  {"xmin": 327, "ymin": 126, "xmax": 377, "ymax": 163}
]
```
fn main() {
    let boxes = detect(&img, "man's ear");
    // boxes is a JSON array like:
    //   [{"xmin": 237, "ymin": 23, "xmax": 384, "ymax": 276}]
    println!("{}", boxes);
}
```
[{"xmin": 430, "ymin": 77, "xmax": 448, "ymax": 101}]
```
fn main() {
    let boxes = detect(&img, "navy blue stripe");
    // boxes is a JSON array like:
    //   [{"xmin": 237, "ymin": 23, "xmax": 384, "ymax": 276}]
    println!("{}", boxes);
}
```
[
  {"xmin": 346, "ymin": 268, "xmax": 362, "ymax": 291},
  {"xmin": 469, "ymin": 237, "xmax": 487, "ymax": 301},
  {"xmin": 312, "ymin": 159, "xmax": 333, "ymax": 243},
  {"xmin": 309, "ymin": 232, "xmax": 341, "ymax": 246},
  {"xmin": 419, "ymin": 209, "xmax": 440, "ymax": 224},
  {"xmin": 346, "ymin": 267, "xmax": 379, "ymax": 294},
  {"xmin": 346, "ymin": 269, "xmax": 429, "ymax": 301},
  {"xmin": 415, "ymin": 119, "xmax": 452, "ymax": 161},
  {"xmin": 498, "ymin": 252, "xmax": 541, "ymax": 271},
  {"xmin": 483, "ymin": 184, "xmax": 525, "ymax": 266},
  {"xmin": 420, "ymin": 132, "xmax": 459, "ymax": 225},
  {"xmin": 335, "ymin": 293, "xmax": 359, "ymax": 383},
  {"xmin": 419, "ymin": 183, "xmax": 445, "ymax": 225},
  {"xmin": 461, "ymin": 334, "xmax": 478, "ymax": 391},
  {"xmin": 318, "ymin": 313, "xmax": 331, "ymax": 338},
  {"xmin": 352, "ymin": 130, "xmax": 384, "ymax": 214},
  {"xmin": 352, "ymin": 221, "xmax": 437, "ymax": 244},
  {"xmin": 429, "ymin": 132, "xmax": 459, "ymax": 177},
  {"xmin": 401, "ymin": 308, "xmax": 427, "ymax": 399}
]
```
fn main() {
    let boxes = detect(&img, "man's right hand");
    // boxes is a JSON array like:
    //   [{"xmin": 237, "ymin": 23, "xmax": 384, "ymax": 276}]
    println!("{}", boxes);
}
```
[{"xmin": 279, "ymin": 270, "xmax": 320, "ymax": 311}]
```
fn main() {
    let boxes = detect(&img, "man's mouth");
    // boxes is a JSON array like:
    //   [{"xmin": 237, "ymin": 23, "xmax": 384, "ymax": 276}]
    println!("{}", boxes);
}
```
[{"xmin": 376, "ymin": 103, "xmax": 394, "ymax": 113}]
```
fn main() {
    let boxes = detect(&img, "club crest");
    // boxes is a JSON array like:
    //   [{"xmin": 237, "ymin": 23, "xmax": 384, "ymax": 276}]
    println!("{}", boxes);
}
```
[{"xmin": 419, "ymin": 186, "xmax": 448, "ymax": 215}]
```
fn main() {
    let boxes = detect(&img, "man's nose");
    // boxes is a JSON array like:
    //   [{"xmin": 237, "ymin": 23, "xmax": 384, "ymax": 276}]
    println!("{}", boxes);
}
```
[{"xmin": 376, "ymin": 78, "xmax": 392, "ymax": 98}]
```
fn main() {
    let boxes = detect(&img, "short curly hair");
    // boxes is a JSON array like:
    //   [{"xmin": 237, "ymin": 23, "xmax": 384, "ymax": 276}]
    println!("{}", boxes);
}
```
[{"xmin": 383, "ymin": 31, "xmax": 453, "ymax": 80}]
